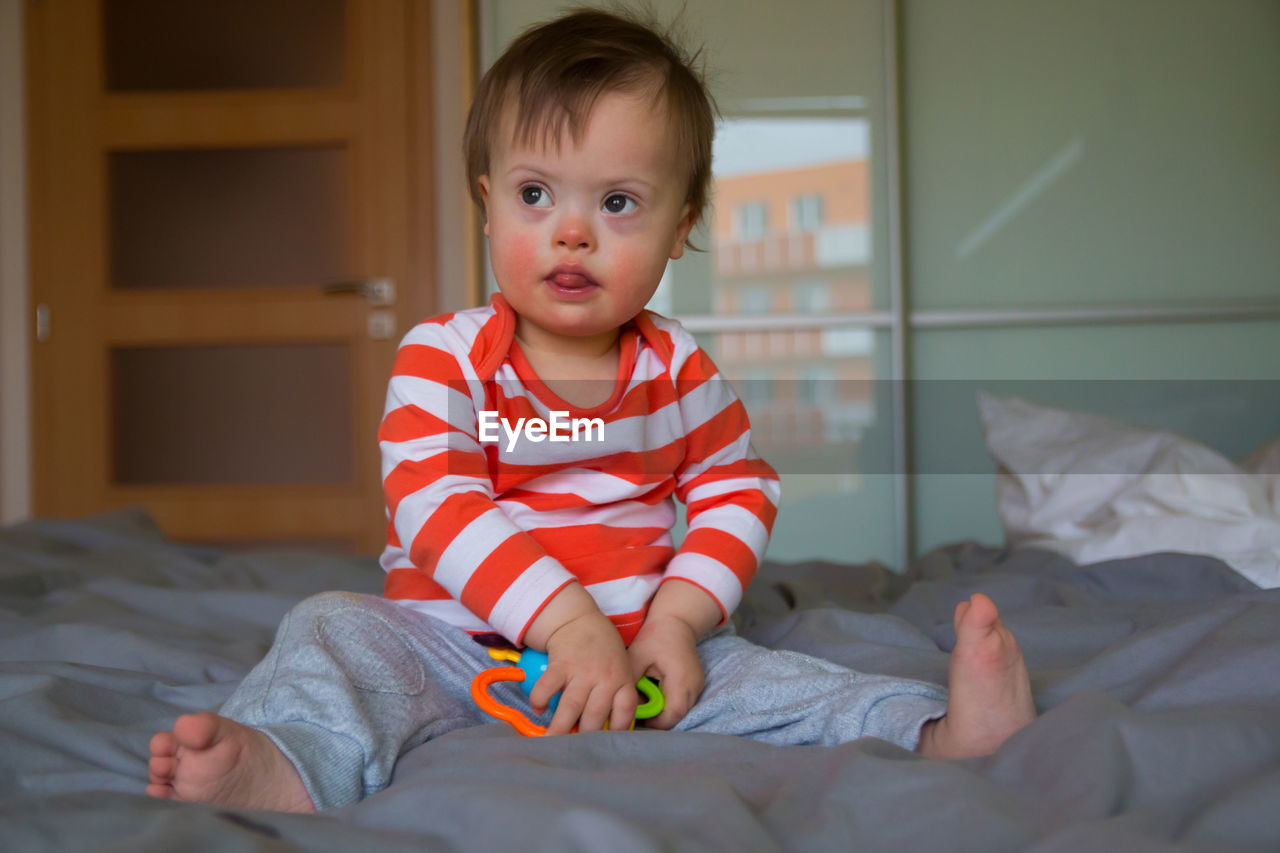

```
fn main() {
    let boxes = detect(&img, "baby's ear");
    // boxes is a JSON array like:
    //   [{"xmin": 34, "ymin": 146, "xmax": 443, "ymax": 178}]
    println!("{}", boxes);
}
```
[
  {"xmin": 669, "ymin": 204, "xmax": 697, "ymax": 260},
  {"xmin": 477, "ymin": 176, "xmax": 492, "ymax": 235}
]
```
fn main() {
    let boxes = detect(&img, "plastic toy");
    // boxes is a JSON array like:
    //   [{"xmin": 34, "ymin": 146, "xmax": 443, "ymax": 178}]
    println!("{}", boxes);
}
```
[{"xmin": 471, "ymin": 647, "xmax": 664, "ymax": 736}]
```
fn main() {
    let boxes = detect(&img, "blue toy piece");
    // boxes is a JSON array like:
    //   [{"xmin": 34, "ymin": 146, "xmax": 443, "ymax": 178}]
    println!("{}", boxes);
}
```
[{"xmin": 510, "ymin": 648, "xmax": 559, "ymax": 714}]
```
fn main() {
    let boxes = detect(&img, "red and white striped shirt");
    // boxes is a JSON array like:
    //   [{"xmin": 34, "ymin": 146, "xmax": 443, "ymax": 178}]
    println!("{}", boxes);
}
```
[{"xmin": 379, "ymin": 294, "xmax": 780, "ymax": 645}]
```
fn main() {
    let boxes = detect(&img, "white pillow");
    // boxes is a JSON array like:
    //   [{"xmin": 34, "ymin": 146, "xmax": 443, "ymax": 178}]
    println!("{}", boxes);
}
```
[
  {"xmin": 1242, "ymin": 436, "xmax": 1280, "ymax": 474},
  {"xmin": 978, "ymin": 392, "xmax": 1280, "ymax": 588},
  {"xmin": 1241, "ymin": 436, "xmax": 1280, "ymax": 511}
]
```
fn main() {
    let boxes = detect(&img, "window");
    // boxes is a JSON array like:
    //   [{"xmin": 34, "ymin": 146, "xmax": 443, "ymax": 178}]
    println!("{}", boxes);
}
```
[
  {"xmin": 796, "ymin": 365, "xmax": 834, "ymax": 407},
  {"xmin": 734, "ymin": 368, "xmax": 773, "ymax": 410},
  {"xmin": 790, "ymin": 193, "xmax": 824, "ymax": 232},
  {"xmin": 733, "ymin": 201, "xmax": 769, "ymax": 240},
  {"xmin": 794, "ymin": 281, "xmax": 831, "ymax": 313},
  {"xmin": 738, "ymin": 285, "xmax": 771, "ymax": 315}
]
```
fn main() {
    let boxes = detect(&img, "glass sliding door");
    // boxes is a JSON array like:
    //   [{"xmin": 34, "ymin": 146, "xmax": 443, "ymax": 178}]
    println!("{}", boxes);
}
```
[
  {"xmin": 478, "ymin": 0, "xmax": 1280, "ymax": 567},
  {"xmin": 481, "ymin": 0, "xmax": 904, "ymax": 566}
]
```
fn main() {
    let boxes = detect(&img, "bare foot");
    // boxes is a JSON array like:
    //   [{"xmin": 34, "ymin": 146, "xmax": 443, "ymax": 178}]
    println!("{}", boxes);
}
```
[
  {"xmin": 917, "ymin": 593, "xmax": 1036, "ymax": 759},
  {"xmin": 147, "ymin": 712, "xmax": 316, "ymax": 813}
]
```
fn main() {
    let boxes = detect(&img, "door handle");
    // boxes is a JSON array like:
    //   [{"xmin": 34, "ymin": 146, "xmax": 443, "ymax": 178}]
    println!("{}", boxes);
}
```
[{"xmin": 323, "ymin": 278, "xmax": 396, "ymax": 306}]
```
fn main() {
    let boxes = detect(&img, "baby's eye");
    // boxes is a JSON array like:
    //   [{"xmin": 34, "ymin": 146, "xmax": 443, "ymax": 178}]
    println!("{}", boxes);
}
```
[
  {"xmin": 520, "ymin": 185, "xmax": 551, "ymax": 207},
  {"xmin": 602, "ymin": 194, "xmax": 637, "ymax": 214}
]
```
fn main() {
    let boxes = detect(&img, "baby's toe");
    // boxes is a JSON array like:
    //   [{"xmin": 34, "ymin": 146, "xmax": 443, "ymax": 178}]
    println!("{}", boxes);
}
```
[
  {"xmin": 149, "ymin": 754, "xmax": 176, "ymax": 784},
  {"xmin": 149, "ymin": 730, "xmax": 177, "ymax": 758}
]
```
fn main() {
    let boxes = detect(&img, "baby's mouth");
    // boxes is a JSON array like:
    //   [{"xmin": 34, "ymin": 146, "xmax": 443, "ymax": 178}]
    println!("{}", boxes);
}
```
[{"xmin": 545, "ymin": 266, "xmax": 599, "ymax": 294}]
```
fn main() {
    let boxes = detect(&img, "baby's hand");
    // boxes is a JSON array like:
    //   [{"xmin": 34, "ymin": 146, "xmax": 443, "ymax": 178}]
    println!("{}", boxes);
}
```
[
  {"xmin": 627, "ymin": 613, "xmax": 704, "ymax": 730},
  {"xmin": 534, "ymin": 609, "xmax": 637, "ymax": 734}
]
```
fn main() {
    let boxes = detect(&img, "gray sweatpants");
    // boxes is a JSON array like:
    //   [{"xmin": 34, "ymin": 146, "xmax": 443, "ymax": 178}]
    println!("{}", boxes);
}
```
[{"xmin": 221, "ymin": 592, "xmax": 947, "ymax": 810}]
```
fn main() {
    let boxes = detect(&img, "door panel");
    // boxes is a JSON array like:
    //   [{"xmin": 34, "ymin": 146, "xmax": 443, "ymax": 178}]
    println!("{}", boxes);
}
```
[
  {"xmin": 104, "ymin": 0, "xmax": 347, "ymax": 92},
  {"xmin": 110, "ymin": 344, "xmax": 353, "ymax": 485},
  {"xmin": 109, "ymin": 147, "xmax": 355, "ymax": 291},
  {"xmin": 28, "ymin": 0, "xmax": 433, "ymax": 552}
]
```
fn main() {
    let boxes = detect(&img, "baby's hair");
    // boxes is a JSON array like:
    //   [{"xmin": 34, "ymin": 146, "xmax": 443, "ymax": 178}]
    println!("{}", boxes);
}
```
[{"xmin": 463, "ymin": 5, "xmax": 717, "ymax": 243}]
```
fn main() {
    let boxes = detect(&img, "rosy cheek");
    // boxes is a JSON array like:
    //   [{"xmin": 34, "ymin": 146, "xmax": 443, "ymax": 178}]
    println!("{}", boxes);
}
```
[
  {"xmin": 605, "ymin": 249, "xmax": 663, "ymax": 310},
  {"xmin": 610, "ymin": 246, "xmax": 660, "ymax": 283},
  {"xmin": 493, "ymin": 232, "xmax": 538, "ymax": 280},
  {"xmin": 609, "ymin": 251, "xmax": 642, "ymax": 282}
]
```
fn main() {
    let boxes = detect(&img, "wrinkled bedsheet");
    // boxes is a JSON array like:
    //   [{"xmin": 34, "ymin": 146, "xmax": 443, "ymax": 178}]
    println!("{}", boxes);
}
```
[{"xmin": 2, "ymin": 510, "xmax": 1278, "ymax": 851}]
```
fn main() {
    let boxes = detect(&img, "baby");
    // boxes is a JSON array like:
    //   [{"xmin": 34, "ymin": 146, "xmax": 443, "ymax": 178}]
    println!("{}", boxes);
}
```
[{"xmin": 148, "ymin": 7, "xmax": 1035, "ymax": 813}]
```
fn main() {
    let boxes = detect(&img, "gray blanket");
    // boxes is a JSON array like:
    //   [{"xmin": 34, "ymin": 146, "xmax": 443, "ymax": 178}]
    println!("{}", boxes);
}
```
[{"xmin": 2, "ymin": 510, "xmax": 1278, "ymax": 851}]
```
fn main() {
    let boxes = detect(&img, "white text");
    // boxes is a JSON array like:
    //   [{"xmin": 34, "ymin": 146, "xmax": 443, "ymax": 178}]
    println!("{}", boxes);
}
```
[{"xmin": 477, "ymin": 411, "xmax": 605, "ymax": 452}]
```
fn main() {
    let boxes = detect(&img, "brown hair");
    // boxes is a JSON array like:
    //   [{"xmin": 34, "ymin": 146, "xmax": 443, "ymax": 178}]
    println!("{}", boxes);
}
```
[{"xmin": 463, "ymin": 6, "xmax": 717, "ymax": 244}]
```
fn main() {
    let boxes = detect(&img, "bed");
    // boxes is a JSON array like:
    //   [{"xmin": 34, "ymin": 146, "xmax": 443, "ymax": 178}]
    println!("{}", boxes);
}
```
[{"xmin": 2, "ymin": 397, "xmax": 1279, "ymax": 851}]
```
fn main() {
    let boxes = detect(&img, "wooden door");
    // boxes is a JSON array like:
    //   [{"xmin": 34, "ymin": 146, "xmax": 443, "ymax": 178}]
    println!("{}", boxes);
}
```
[{"xmin": 27, "ymin": 0, "xmax": 435, "ymax": 552}]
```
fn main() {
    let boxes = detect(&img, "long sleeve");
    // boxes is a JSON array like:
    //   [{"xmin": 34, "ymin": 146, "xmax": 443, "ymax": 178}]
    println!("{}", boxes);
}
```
[
  {"xmin": 379, "ymin": 322, "xmax": 576, "ymax": 644},
  {"xmin": 662, "ymin": 340, "xmax": 781, "ymax": 622}
]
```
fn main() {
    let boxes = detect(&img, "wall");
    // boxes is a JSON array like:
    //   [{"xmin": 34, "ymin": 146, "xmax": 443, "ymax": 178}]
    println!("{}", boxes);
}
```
[{"xmin": 430, "ymin": 0, "xmax": 474, "ymax": 314}]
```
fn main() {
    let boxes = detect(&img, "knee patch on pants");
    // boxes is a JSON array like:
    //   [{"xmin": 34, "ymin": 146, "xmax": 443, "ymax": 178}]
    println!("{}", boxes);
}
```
[{"xmin": 315, "ymin": 605, "xmax": 426, "ymax": 696}]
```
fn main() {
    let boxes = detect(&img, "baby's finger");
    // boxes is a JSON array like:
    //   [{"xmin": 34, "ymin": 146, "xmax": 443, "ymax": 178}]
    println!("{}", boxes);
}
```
[
  {"xmin": 528, "ymin": 668, "xmax": 567, "ymax": 715},
  {"xmin": 648, "ymin": 672, "xmax": 698, "ymax": 730},
  {"xmin": 627, "ymin": 647, "xmax": 657, "ymax": 683},
  {"xmin": 576, "ymin": 684, "xmax": 616, "ymax": 733},
  {"xmin": 608, "ymin": 684, "xmax": 639, "ymax": 733},
  {"xmin": 648, "ymin": 696, "xmax": 681, "ymax": 730},
  {"xmin": 545, "ymin": 684, "xmax": 586, "ymax": 735}
]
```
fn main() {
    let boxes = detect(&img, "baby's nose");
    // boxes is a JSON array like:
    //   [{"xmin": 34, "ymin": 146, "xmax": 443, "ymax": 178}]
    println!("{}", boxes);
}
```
[{"xmin": 554, "ymin": 213, "xmax": 593, "ymax": 250}]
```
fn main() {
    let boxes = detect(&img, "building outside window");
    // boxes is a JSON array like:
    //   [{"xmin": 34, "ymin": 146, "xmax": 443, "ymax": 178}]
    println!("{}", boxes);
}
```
[
  {"xmin": 733, "ymin": 201, "xmax": 769, "ymax": 240},
  {"xmin": 794, "ymin": 281, "xmax": 831, "ymax": 313},
  {"xmin": 790, "ymin": 193, "xmax": 824, "ymax": 232},
  {"xmin": 738, "ymin": 284, "xmax": 772, "ymax": 315}
]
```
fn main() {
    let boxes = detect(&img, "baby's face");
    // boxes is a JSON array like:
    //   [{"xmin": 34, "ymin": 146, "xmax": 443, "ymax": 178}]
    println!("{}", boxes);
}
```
[{"xmin": 478, "ymin": 89, "xmax": 696, "ymax": 353}]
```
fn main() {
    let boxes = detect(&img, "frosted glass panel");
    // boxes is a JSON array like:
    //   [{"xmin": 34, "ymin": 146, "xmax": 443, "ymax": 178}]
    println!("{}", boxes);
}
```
[
  {"xmin": 188, "ymin": 539, "xmax": 361, "ymax": 555},
  {"xmin": 695, "ymin": 329, "xmax": 898, "ymax": 566},
  {"xmin": 486, "ymin": 0, "xmax": 879, "ymax": 100},
  {"xmin": 110, "ymin": 147, "xmax": 354, "ymax": 290},
  {"xmin": 104, "ymin": 0, "xmax": 346, "ymax": 92},
  {"xmin": 904, "ymin": 0, "xmax": 1280, "ymax": 310},
  {"xmin": 112, "ymin": 345, "xmax": 353, "ymax": 485}
]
